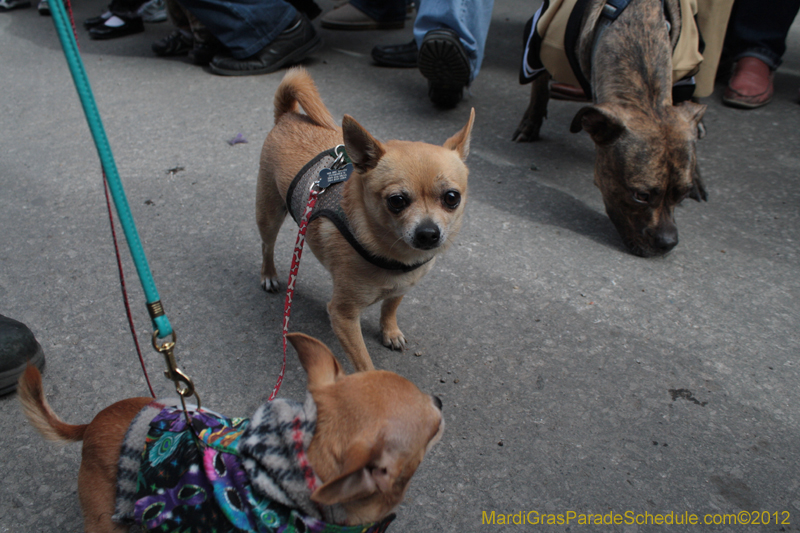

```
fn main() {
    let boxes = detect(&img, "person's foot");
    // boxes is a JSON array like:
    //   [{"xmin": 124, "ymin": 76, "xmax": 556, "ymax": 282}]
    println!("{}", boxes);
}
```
[
  {"xmin": 371, "ymin": 39, "xmax": 417, "ymax": 68},
  {"xmin": 138, "ymin": 0, "xmax": 166, "ymax": 23},
  {"xmin": 37, "ymin": 0, "xmax": 49, "ymax": 15},
  {"xmin": 209, "ymin": 14, "xmax": 320, "ymax": 76},
  {"xmin": 0, "ymin": 0, "xmax": 31, "ymax": 12},
  {"xmin": 152, "ymin": 30, "xmax": 193, "ymax": 56},
  {"xmin": 0, "ymin": 315, "xmax": 45, "ymax": 396},
  {"xmin": 88, "ymin": 15, "xmax": 145, "ymax": 40},
  {"xmin": 320, "ymin": 2, "xmax": 403, "ymax": 30},
  {"xmin": 84, "ymin": 10, "xmax": 112, "ymax": 29},
  {"xmin": 189, "ymin": 37, "xmax": 224, "ymax": 66},
  {"xmin": 723, "ymin": 56, "xmax": 774, "ymax": 109},
  {"xmin": 418, "ymin": 28, "xmax": 470, "ymax": 109}
]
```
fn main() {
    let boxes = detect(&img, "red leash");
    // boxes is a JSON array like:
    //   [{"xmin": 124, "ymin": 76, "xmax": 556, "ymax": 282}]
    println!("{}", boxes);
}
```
[
  {"xmin": 268, "ymin": 185, "xmax": 319, "ymax": 401},
  {"xmin": 103, "ymin": 173, "xmax": 156, "ymax": 397},
  {"xmin": 269, "ymin": 146, "xmax": 351, "ymax": 400}
]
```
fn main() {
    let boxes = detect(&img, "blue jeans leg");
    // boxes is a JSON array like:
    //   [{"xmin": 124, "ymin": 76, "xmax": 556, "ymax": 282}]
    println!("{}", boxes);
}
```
[
  {"xmin": 725, "ymin": 0, "xmax": 800, "ymax": 69},
  {"xmin": 413, "ymin": 0, "xmax": 494, "ymax": 81},
  {"xmin": 349, "ymin": 0, "xmax": 405, "ymax": 23},
  {"xmin": 175, "ymin": 0, "xmax": 297, "ymax": 59}
]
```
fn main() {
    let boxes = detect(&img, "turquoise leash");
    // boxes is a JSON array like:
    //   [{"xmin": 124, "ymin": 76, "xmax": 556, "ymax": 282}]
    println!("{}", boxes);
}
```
[
  {"xmin": 49, "ymin": 0, "xmax": 201, "ymax": 407},
  {"xmin": 49, "ymin": 0, "xmax": 172, "ymax": 339}
]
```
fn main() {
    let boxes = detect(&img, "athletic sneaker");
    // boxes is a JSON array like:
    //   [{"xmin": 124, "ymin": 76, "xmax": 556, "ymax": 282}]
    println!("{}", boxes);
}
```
[{"xmin": 138, "ymin": 0, "xmax": 167, "ymax": 23}]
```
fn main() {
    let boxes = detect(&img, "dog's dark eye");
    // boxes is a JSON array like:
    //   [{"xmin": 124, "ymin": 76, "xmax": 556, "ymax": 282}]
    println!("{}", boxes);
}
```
[
  {"xmin": 632, "ymin": 190, "xmax": 650, "ymax": 204},
  {"xmin": 442, "ymin": 190, "xmax": 461, "ymax": 209},
  {"xmin": 387, "ymin": 194, "xmax": 408, "ymax": 213}
]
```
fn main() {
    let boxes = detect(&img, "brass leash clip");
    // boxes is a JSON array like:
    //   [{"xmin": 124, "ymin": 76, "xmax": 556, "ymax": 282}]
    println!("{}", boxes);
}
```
[{"xmin": 152, "ymin": 330, "xmax": 201, "ymax": 410}]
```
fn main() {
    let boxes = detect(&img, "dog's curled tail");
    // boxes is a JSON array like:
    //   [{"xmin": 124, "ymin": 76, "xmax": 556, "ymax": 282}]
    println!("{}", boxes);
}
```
[
  {"xmin": 18, "ymin": 364, "xmax": 87, "ymax": 443},
  {"xmin": 274, "ymin": 67, "xmax": 338, "ymax": 130}
]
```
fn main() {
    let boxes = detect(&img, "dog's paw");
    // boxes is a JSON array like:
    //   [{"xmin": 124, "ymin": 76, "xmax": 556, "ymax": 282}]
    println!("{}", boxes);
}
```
[
  {"xmin": 261, "ymin": 277, "xmax": 281, "ymax": 293},
  {"xmin": 381, "ymin": 329, "xmax": 407, "ymax": 351},
  {"xmin": 512, "ymin": 123, "xmax": 541, "ymax": 143}
]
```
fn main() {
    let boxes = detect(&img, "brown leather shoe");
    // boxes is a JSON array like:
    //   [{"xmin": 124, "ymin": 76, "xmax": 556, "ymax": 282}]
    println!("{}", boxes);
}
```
[
  {"xmin": 320, "ymin": 2, "xmax": 403, "ymax": 30},
  {"xmin": 723, "ymin": 57, "xmax": 774, "ymax": 109}
]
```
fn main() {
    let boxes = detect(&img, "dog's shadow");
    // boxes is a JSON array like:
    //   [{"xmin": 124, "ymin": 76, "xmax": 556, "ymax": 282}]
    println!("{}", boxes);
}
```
[{"xmin": 468, "ymin": 140, "xmax": 629, "ymax": 254}]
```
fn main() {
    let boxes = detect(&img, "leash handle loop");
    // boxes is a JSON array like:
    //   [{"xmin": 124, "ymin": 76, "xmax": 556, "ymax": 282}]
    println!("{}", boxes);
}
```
[
  {"xmin": 49, "ymin": 0, "xmax": 173, "ymax": 339},
  {"xmin": 268, "ymin": 185, "xmax": 319, "ymax": 401}
]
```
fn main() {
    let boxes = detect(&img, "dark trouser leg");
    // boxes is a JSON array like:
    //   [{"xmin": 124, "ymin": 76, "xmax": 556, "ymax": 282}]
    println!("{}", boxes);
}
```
[
  {"xmin": 724, "ymin": 0, "xmax": 800, "ymax": 68},
  {"xmin": 175, "ymin": 0, "xmax": 297, "ymax": 59}
]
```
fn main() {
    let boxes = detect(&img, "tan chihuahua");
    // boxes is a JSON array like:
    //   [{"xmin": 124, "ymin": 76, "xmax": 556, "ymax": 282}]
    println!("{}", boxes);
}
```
[
  {"xmin": 257, "ymin": 67, "xmax": 475, "ymax": 371},
  {"xmin": 19, "ymin": 333, "xmax": 444, "ymax": 533}
]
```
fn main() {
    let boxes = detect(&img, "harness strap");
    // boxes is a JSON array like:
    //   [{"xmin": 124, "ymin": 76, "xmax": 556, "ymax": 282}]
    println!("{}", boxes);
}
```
[
  {"xmin": 287, "ymin": 148, "xmax": 432, "ymax": 273},
  {"xmin": 600, "ymin": 0, "xmax": 632, "ymax": 20},
  {"xmin": 564, "ymin": 0, "xmax": 595, "ymax": 98},
  {"xmin": 588, "ymin": 0, "xmax": 677, "ymax": 100}
]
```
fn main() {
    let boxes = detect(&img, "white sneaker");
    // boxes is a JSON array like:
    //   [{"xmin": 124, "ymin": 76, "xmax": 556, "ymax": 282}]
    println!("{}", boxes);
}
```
[{"xmin": 138, "ymin": 0, "xmax": 166, "ymax": 23}]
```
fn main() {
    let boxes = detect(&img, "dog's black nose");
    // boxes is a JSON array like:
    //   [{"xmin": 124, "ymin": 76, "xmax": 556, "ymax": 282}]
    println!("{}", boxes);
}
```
[
  {"xmin": 413, "ymin": 221, "xmax": 441, "ymax": 249},
  {"xmin": 432, "ymin": 395, "xmax": 443, "ymax": 411},
  {"xmin": 650, "ymin": 225, "xmax": 678, "ymax": 253}
]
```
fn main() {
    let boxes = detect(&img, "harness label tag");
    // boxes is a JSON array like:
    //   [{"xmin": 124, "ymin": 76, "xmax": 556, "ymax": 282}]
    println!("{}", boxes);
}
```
[{"xmin": 318, "ymin": 163, "xmax": 353, "ymax": 189}]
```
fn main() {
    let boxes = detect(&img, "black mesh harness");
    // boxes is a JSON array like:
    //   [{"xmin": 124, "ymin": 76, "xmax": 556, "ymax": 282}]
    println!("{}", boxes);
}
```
[{"xmin": 285, "ymin": 147, "xmax": 432, "ymax": 273}]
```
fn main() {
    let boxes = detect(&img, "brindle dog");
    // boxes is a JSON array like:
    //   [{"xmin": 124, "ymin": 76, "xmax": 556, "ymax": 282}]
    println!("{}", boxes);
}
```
[{"xmin": 514, "ymin": 0, "xmax": 707, "ymax": 257}]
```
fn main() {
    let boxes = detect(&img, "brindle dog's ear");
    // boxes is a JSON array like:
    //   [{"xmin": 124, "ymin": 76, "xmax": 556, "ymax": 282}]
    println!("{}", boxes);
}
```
[
  {"xmin": 677, "ymin": 100, "xmax": 707, "ymax": 139},
  {"xmin": 570, "ymin": 105, "xmax": 625, "ymax": 145},
  {"xmin": 689, "ymin": 163, "xmax": 708, "ymax": 202}
]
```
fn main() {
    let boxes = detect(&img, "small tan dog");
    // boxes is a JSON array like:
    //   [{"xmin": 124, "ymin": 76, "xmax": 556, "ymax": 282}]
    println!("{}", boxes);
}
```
[
  {"xmin": 19, "ymin": 333, "xmax": 444, "ymax": 532},
  {"xmin": 257, "ymin": 67, "xmax": 474, "ymax": 371}
]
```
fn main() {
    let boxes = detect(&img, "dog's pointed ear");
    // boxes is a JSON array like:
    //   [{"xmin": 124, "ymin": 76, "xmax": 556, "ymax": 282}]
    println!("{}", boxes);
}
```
[
  {"xmin": 676, "ymin": 100, "xmax": 706, "ymax": 126},
  {"xmin": 570, "ymin": 105, "xmax": 626, "ymax": 145},
  {"xmin": 342, "ymin": 115, "xmax": 385, "ymax": 172},
  {"xmin": 676, "ymin": 100, "xmax": 707, "ymax": 139},
  {"xmin": 287, "ymin": 333, "xmax": 345, "ymax": 388},
  {"xmin": 443, "ymin": 107, "xmax": 475, "ymax": 161},
  {"xmin": 311, "ymin": 436, "xmax": 395, "ymax": 505}
]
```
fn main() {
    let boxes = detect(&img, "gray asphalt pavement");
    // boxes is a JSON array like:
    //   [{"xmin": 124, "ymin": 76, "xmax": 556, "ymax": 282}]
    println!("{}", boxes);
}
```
[{"xmin": 2, "ymin": 1, "xmax": 800, "ymax": 531}]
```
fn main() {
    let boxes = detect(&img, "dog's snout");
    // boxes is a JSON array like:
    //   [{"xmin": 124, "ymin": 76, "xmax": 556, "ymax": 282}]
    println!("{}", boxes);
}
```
[
  {"xmin": 432, "ymin": 395, "xmax": 443, "ymax": 411},
  {"xmin": 413, "ymin": 220, "xmax": 441, "ymax": 250},
  {"xmin": 647, "ymin": 225, "xmax": 678, "ymax": 253}
]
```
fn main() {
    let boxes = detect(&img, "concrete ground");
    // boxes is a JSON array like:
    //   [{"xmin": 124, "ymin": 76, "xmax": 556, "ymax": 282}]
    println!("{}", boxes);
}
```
[{"xmin": 1, "ymin": 1, "xmax": 799, "ymax": 531}]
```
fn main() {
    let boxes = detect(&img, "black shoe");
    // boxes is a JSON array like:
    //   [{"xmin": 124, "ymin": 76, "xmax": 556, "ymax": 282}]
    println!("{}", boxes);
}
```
[
  {"xmin": 152, "ymin": 30, "xmax": 192, "ymax": 56},
  {"xmin": 189, "ymin": 37, "xmax": 224, "ymax": 66},
  {"xmin": 418, "ymin": 28, "xmax": 470, "ymax": 109},
  {"xmin": 209, "ymin": 14, "xmax": 320, "ymax": 76},
  {"xmin": 0, "ymin": 315, "xmax": 45, "ymax": 396},
  {"xmin": 371, "ymin": 39, "xmax": 417, "ymax": 68},
  {"xmin": 88, "ymin": 15, "xmax": 145, "ymax": 40},
  {"xmin": 83, "ymin": 10, "xmax": 112, "ymax": 29}
]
